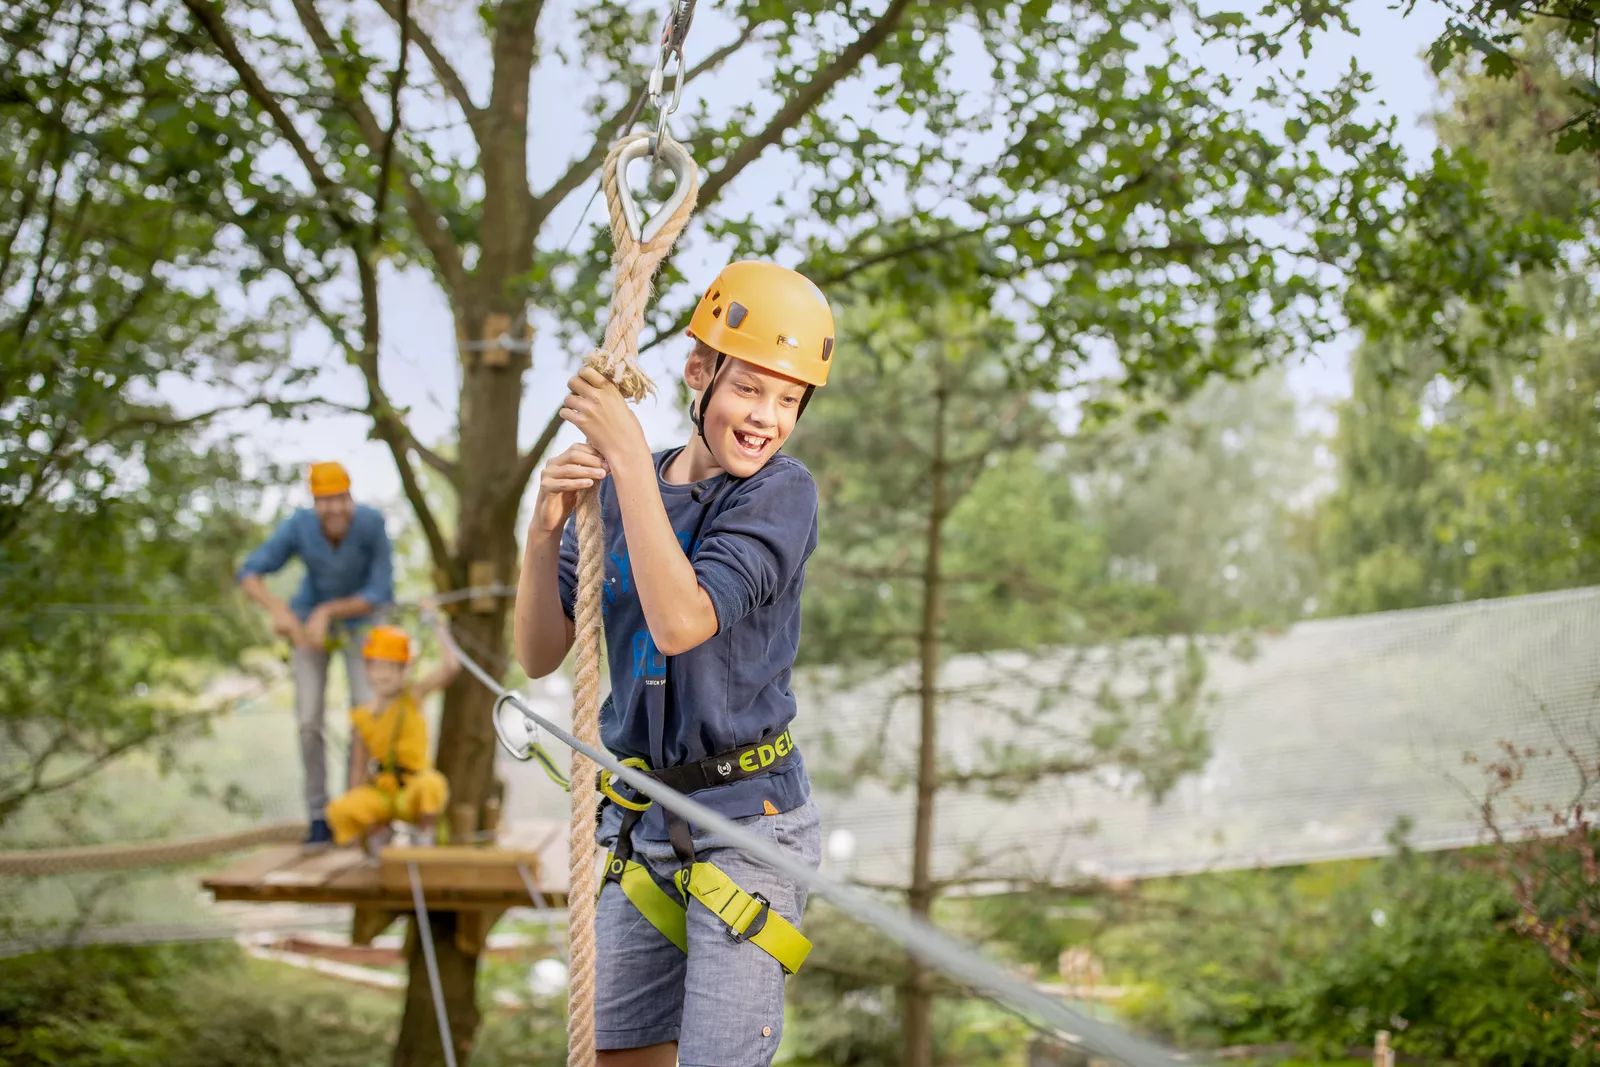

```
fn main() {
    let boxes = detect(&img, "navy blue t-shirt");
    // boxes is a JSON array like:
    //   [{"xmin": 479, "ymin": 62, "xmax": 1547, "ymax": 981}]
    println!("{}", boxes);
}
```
[{"xmin": 558, "ymin": 447, "xmax": 818, "ymax": 838}]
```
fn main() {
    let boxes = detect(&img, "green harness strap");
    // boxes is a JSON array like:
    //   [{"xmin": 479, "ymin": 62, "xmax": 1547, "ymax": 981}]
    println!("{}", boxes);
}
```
[
  {"xmin": 604, "ymin": 852, "xmax": 688, "ymax": 952},
  {"xmin": 678, "ymin": 861, "xmax": 812, "ymax": 975}
]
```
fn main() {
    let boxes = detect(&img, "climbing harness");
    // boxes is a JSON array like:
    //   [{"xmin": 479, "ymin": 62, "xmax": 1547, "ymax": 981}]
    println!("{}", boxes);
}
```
[{"xmin": 596, "ymin": 729, "xmax": 813, "ymax": 975}]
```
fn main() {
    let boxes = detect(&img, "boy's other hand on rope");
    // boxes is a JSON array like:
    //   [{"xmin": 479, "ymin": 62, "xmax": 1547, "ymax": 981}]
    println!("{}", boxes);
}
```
[
  {"xmin": 560, "ymin": 367, "xmax": 650, "ymax": 472},
  {"xmin": 532, "ymin": 443, "xmax": 610, "ymax": 536}
]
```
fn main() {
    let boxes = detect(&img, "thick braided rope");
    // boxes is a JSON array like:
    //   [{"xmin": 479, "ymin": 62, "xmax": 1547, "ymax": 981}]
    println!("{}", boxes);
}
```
[
  {"xmin": 0, "ymin": 820, "xmax": 303, "ymax": 877},
  {"xmin": 567, "ymin": 131, "xmax": 699, "ymax": 1067}
]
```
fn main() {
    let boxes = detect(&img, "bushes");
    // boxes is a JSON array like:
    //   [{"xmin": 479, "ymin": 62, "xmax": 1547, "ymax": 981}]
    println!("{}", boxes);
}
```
[
  {"xmin": 0, "ymin": 940, "xmax": 569, "ymax": 1067},
  {"xmin": 0, "ymin": 943, "xmax": 396, "ymax": 1067},
  {"xmin": 1098, "ymin": 845, "xmax": 1597, "ymax": 1065}
]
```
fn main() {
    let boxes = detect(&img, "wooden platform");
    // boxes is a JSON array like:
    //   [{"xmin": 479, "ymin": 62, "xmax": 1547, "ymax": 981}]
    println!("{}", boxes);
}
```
[{"xmin": 203, "ymin": 843, "xmax": 567, "ymax": 955}]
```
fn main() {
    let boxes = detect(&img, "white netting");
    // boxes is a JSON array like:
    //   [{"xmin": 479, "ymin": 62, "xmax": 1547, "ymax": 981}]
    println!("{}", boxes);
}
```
[
  {"xmin": 2, "ymin": 586, "xmax": 1596, "ymax": 953},
  {"xmin": 806, "ymin": 585, "xmax": 1600, "ymax": 886}
]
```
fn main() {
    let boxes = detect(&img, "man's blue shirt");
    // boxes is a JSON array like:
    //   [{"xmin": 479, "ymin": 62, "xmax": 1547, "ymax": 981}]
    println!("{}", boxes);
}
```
[{"xmin": 237, "ymin": 506, "xmax": 394, "ymax": 627}]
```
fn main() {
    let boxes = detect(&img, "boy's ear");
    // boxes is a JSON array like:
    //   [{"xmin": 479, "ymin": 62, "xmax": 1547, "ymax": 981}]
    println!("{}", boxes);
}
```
[{"xmin": 683, "ymin": 348, "xmax": 715, "ymax": 391}]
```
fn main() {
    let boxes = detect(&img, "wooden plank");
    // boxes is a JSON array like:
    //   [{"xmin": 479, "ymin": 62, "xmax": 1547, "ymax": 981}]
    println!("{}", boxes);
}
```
[
  {"xmin": 202, "ymin": 845, "xmax": 303, "ymax": 890},
  {"xmin": 203, "ymin": 844, "xmax": 565, "ymax": 909},
  {"xmin": 322, "ymin": 860, "xmax": 384, "ymax": 895},
  {"xmin": 261, "ymin": 848, "xmax": 366, "ymax": 888},
  {"xmin": 480, "ymin": 312, "xmax": 512, "ymax": 368},
  {"xmin": 377, "ymin": 846, "xmax": 542, "ymax": 896},
  {"xmin": 468, "ymin": 561, "xmax": 496, "ymax": 613}
]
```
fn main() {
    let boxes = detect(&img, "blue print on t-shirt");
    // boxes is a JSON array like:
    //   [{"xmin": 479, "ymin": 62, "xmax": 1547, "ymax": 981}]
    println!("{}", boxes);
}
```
[{"xmin": 632, "ymin": 630, "xmax": 667, "ymax": 679}]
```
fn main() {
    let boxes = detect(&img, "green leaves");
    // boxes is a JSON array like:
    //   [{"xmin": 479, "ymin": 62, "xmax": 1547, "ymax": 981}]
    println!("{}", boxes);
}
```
[
  {"xmin": 1317, "ymin": 33, "xmax": 1600, "ymax": 617},
  {"xmin": 1253, "ymin": 0, "xmax": 1600, "ymax": 158},
  {"xmin": 0, "ymin": 0, "xmax": 285, "ymax": 831}
]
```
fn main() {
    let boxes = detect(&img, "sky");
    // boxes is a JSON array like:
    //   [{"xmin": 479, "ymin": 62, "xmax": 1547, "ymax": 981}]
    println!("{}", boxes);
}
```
[{"xmin": 170, "ymin": 0, "xmax": 1450, "ymax": 522}]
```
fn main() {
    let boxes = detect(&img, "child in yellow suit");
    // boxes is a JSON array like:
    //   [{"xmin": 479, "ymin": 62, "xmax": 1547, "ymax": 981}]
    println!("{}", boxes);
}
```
[{"xmin": 325, "ymin": 601, "xmax": 458, "ymax": 853}]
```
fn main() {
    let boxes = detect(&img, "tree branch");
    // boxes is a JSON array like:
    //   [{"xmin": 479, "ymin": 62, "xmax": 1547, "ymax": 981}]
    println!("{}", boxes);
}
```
[
  {"xmin": 530, "ymin": 24, "xmax": 758, "ymax": 223},
  {"xmin": 369, "ymin": 0, "xmax": 410, "ymax": 248},
  {"xmin": 0, "ymin": 725, "xmax": 164, "ymax": 823},
  {"xmin": 938, "ymin": 755, "xmax": 1098, "ymax": 790},
  {"xmin": 182, "ymin": 0, "xmax": 359, "ymax": 235},
  {"xmin": 350, "ymin": 243, "xmax": 453, "ymax": 565},
  {"xmin": 697, "ymin": 0, "xmax": 915, "ymax": 210},
  {"xmin": 287, "ymin": 0, "xmax": 469, "ymax": 300},
  {"xmin": 373, "ymin": 0, "xmax": 479, "ymax": 125}
]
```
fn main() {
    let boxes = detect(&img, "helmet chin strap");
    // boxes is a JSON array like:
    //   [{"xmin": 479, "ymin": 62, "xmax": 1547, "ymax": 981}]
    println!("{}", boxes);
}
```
[
  {"xmin": 691, "ymin": 352, "xmax": 817, "ymax": 453},
  {"xmin": 692, "ymin": 353, "xmax": 726, "ymax": 449}
]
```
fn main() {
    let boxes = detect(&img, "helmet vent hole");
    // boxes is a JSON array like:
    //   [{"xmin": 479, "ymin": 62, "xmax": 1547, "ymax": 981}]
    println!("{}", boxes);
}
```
[
  {"xmin": 711, "ymin": 305, "xmax": 722, "ymax": 319},
  {"xmin": 822, "ymin": 337, "xmax": 834, "ymax": 362}
]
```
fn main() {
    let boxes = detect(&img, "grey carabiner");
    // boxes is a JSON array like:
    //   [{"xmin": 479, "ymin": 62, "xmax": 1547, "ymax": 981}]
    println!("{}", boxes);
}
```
[
  {"xmin": 616, "ymin": 136, "xmax": 696, "ymax": 244},
  {"xmin": 492, "ymin": 692, "xmax": 537, "ymax": 761}
]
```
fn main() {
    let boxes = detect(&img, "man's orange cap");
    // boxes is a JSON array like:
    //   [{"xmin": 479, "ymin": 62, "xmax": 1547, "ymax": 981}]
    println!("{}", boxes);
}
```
[
  {"xmin": 363, "ymin": 625, "xmax": 411, "ymax": 664},
  {"xmin": 309, "ymin": 462, "xmax": 352, "ymax": 498}
]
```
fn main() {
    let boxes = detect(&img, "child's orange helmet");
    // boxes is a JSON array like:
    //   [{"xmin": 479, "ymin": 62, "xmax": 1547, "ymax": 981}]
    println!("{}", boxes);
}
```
[
  {"xmin": 687, "ymin": 261, "xmax": 836, "ymax": 387},
  {"xmin": 363, "ymin": 625, "xmax": 411, "ymax": 664}
]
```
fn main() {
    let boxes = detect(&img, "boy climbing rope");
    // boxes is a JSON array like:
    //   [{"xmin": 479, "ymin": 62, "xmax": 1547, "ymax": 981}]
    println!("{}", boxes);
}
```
[
  {"xmin": 325, "ymin": 603, "xmax": 457, "ymax": 855},
  {"xmin": 514, "ymin": 259, "xmax": 835, "ymax": 1067},
  {"xmin": 236, "ymin": 461, "xmax": 395, "ymax": 849}
]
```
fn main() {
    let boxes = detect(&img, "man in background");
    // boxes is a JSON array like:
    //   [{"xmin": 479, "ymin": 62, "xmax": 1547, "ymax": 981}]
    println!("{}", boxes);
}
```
[{"xmin": 237, "ymin": 461, "xmax": 395, "ymax": 849}]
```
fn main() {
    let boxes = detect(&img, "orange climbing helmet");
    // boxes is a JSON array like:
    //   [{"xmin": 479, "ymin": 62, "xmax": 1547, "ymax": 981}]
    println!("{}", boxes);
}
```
[
  {"xmin": 363, "ymin": 625, "xmax": 411, "ymax": 664},
  {"xmin": 687, "ymin": 261, "xmax": 836, "ymax": 387},
  {"xmin": 309, "ymin": 461, "xmax": 352, "ymax": 498}
]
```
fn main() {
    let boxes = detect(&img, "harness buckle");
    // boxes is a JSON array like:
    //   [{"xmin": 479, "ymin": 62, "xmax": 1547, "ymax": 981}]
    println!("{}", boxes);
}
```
[{"xmin": 726, "ymin": 892, "xmax": 771, "ymax": 944}]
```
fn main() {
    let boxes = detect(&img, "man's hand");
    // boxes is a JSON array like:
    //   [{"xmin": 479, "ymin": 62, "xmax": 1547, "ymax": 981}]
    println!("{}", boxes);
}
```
[
  {"xmin": 299, "ymin": 607, "xmax": 332, "ymax": 651},
  {"xmin": 530, "ymin": 442, "xmax": 609, "ymax": 537},
  {"xmin": 559, "ymin": 367, "xmax": 650, "ymax": 469},
  {"xmin": 269, "ymin": 604, "xmax": 303, "ymax": 642}
]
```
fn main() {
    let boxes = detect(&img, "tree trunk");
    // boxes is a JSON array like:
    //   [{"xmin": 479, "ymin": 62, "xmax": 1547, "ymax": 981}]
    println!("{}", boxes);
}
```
[
  {"xmin": 389, "ymin": 282, "xmax": 531, "ymax": 1066},
  {"xmin": 902, "ymin": 360, "xmax": 949, "ymax": 1067},
  {"xmin": 394, "ymin": 911, "xmax": 482, "ymax": 1067}
]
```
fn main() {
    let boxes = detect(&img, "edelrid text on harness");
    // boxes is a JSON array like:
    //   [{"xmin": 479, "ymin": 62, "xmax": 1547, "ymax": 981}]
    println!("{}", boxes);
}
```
[{"xmin": 598, "ymin": 730, "xmax": 813, "ymax": 975}]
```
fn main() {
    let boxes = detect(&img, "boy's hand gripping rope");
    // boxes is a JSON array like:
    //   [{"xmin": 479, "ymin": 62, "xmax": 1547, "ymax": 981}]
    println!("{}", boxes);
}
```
[{"xmin": 568, "ymin": 131, "xmax": 699, "ymax": 1067}]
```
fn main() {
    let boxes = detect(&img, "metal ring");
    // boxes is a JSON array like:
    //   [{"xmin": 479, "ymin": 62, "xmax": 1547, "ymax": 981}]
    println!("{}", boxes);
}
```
[{"xmin": 615, "ymin": 136, "xmax": 696, "ymax": 244}]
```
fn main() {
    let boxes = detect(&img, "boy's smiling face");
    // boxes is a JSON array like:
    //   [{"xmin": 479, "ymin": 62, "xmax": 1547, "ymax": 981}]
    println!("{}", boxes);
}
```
[{"xmin": 688, "ymin": 347, "xmax": 808, "ymax": 478}]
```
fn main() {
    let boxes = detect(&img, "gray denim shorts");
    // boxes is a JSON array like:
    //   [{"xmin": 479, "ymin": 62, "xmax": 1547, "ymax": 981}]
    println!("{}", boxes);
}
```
[{"xmin": 593, "ymin": 798, "xmax": 823, "ymax": 1066}]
